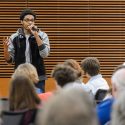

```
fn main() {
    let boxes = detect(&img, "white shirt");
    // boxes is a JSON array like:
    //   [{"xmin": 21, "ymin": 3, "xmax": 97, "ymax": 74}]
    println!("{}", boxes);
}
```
[
  {"xmin": 85, "ymin": 74, "xmax": 109, "ymax": 95},
  {"xmin": 25, "ymin": 35, "xmax": 30, "ymax": 63},
  {"xmin": 63, "ymin": 80, "xmax": 91, "ymax": 93}
]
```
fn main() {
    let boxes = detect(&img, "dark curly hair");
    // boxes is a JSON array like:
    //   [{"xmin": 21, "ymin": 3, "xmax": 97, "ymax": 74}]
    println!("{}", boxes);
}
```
[{"xmin": 20, "ymin": 8, "xmax": 36, "ymax": 20}]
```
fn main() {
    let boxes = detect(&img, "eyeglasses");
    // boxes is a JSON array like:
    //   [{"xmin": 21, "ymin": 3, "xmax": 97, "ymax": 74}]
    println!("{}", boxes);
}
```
[{"xmin": 23, "ymin": 18, "xmax": 35, "ymax": 22}]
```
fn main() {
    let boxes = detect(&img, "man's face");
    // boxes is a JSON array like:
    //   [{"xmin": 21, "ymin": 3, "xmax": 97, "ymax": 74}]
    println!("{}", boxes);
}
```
[{"xmin": 21, "ymin": 14, "xmax": 35, "ymax": 30}]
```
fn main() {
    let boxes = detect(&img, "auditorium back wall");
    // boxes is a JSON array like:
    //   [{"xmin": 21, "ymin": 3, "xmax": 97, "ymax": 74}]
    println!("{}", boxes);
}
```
[{"xmin": 0, "ymin": 0, "xmax": 124, "ymax": 96}]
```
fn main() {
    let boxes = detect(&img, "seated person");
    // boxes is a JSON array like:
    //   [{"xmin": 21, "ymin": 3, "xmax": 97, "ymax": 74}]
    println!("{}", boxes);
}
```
[
  {"xmin": 12, "ymin": 63, "xmax": 53, "ymax": 102},
  {"xmin": 96, "ymin": 97, "xmax": 114, "ymax": 125},
  {"xmin": 51, "ymin": 64, "xmax": 94, "ymax": 100},
  {"xmin": 81, "ymin": 57, "xmax": 109, "ymax": 95},
  {"xmin": 51, "ymin": 64, "xmax": 82, "ymax": 89},
  {"xmin": 96, "ymin": 65, "xmax": 125, "ymax": 125},
  {"xmin": 36, "ymin": 88, "xmax": 98, "ymax": 125},
  {"xmin": 12, "ymin": 63, "xmax": 42, "ymax": 94},
  {"xmin": 9, "ymin": 75, "xmax": 41, "ymax": 125},
  {"xmin": 111, "ymin": 92, "xmax": 125, "ymax": 125},
  {"xmin": 38, "ymin": 92, "xmax": 53, "ymax": 103},
  {"xmin": 63, "ymin": 59, "xmax": 90, "ymax": 92},
  {"xmin": 9, "ymin": 75, "xmax": 41, "ymax": 110}
]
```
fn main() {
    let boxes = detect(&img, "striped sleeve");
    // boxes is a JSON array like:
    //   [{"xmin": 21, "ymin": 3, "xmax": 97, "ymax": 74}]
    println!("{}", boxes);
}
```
[{"xmin": 38, "ymin": 31, "xmax": 50, "ymax": 58}]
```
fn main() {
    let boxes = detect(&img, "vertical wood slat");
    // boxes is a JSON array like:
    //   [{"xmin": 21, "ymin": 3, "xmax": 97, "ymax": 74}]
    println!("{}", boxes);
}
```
[{"xmin": 0, "ymin": 0, "xmax": 125, "ymax": 78}]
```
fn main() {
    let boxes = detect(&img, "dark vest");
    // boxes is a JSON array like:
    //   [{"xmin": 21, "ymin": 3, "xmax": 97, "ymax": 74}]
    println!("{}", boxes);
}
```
[{"xmin": 13, "ymin": 34, "xmax": 46, "ymax": 80}]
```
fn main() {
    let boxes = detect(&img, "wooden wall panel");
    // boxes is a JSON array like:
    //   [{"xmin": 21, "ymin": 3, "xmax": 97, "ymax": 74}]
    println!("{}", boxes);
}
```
[
  {"xmin": 28, "ymin": 0, "xmax": 125, "ymax": 77},
  {"xmin": 0, "ymin": 1, "xmax": 27, "ymax": 77},
  {"xmin": 0, "ymin": 0, "xmax": 125, "ymax": 80},
  {"xmin": 0, "ymin": 77, "xmax": 112, "ymax": 97}
]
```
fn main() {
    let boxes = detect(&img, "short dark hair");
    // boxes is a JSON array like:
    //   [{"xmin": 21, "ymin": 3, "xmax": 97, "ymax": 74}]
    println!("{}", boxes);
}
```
[
  {"xmin": 20, "ymin": 8, "xmax": 36, "ymax": 20},
  {"xmin": 51, "ymin": 64, "xmax": 77, "ymax": 87},
  {"xmin": 81, "ymin": 57, "xmax": 100, "ymax": 76}
]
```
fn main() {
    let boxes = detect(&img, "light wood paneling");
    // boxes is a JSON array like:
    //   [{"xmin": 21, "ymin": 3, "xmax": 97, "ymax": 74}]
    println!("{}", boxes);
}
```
[
  {"xmin": 0, "ymin": 78, "xmax": 57, "ymax": 97},
  {"xmin": 0, "ymin": 1, "xmax": 125, "ymax": 96},
  {"xmin": 0, "ymin": 77, "xmax": 111, "ymax": 97}
]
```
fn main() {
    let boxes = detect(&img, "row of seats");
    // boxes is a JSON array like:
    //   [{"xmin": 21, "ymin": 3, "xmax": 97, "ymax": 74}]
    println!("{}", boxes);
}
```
[{"xmin": 0, "ymin": 98, "xmax": 37, "ymax": 125}]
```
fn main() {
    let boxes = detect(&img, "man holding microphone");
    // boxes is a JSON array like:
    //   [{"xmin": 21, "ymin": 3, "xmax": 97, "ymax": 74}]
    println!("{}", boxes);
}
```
[{"xmin": 3, "ymin": 8, "xmax": 50, "ymax": 93}]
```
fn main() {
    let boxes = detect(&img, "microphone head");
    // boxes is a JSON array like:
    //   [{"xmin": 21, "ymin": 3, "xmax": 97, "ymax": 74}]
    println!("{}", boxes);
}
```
[{"xmin": 32, "ymin": 27, "xmax": 39, "ymax": 32}]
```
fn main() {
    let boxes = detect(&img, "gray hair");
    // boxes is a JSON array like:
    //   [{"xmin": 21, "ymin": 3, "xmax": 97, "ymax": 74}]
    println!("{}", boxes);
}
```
[
  {"xmin": 111, "ymin": 68, "xmax": 125, "ymax": 92},
  {"xmin": 36, "ymin": 88, "xmax": 98, "ymax": 125},
  {"xmin": 111, "ymin": 92, "xmax": 125, "ymax": 125}
]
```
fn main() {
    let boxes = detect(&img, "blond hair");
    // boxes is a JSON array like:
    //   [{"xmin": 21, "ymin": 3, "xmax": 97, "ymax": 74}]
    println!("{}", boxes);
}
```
[
  {"xmin": 12, "ymin": 63, "xmax": 39, "ymax": 83},
  {"xmin": 64, "ymin": 59, "xmax": 83, "ymax": 79}
]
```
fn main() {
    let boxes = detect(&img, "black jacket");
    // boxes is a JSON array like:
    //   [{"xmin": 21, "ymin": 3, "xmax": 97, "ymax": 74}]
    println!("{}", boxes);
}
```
[{"xmin": 9, "ymin": 28, "xmax": 50, "ymax": 80}]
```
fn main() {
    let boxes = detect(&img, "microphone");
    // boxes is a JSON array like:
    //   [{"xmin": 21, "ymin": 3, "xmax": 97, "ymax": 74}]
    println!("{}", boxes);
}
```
[{"xmin": 32, "ymin": 26, "xmax": 39, "ymax": 32}]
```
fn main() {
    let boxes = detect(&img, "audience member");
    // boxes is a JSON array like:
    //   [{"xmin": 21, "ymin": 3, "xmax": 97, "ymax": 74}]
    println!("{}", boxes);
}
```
[
  {"xmin": 96, "ymin": 65, "xmax": 125, "ymax": 125},
  {"xmin": 111, "ymin": 65, "xmax": 125, "ymax": 98},
  {"xmin": 36, "ymin": 88, "xmax": 98, "ymax": 125},
  {"xmin": 12, "ymin": 63, "xmax": 41, "ymax": 94},
  {"xmin": 12, "ymin": 63, "xmax": 53, "ymax": 102},
  {"xmin": 9, "ymin": 75, "xmax": 41, "ymax": 111},
  {"xmin": 63, "ymin": 59, "xmax": 90, "ymax": 92},
  {"xmin": 64, "ymin": 59, "xmax": 84, "ymax": 83},
  {"xmin": 96, "ymin": 93, "xmax": 113, "ymax": 125},
  {"xmin": 38, "ymin": 92, "xmax": 53, "ymax": 103},
  {"xmin": 81, "ymin": 57, "xmax": 109, "ymax": 95},
  {"xmin": 111, "ymin": 92, "xmax": 125, "ymax": 125},
  {"xmin": 51, "ymin": 64, "xmax": 79, "ymax": 89},
  {"xmin": 8, "ymin": 75, "xmax": 41, "ymax": 125}
]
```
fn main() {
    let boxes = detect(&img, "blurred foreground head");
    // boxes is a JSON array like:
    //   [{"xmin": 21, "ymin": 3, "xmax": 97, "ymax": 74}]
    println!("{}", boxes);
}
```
[
  {"xmin": 36, "ymin": 88, "xmax": 98, "ymax": 125},
  {"xmin": 111, "ymin": 92, "xmax": 125, "ymax": 125},
  {"xmin": 111, "ymin": 65, "xmax": 125, "ymax": 98}
]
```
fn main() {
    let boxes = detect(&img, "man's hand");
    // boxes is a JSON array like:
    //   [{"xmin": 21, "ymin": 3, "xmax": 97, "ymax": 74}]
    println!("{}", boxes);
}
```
[
  {"xmin": 3, "ymin": 37, "xmax": 11, "ymax": 62},
  {"xmin": 28, "ymin": 24, "xmax": 39, "ymax": 35},
  {"xmin": 28, "ymin": 25, "xmax": 43, "ymax": 46}
]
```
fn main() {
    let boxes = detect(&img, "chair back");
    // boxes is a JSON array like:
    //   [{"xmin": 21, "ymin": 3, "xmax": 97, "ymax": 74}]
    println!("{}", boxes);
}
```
[
  {"xmin": 1, "ymin": 109, "xmax": 38, "ymax": 125},
  {"xmin": 0, "ymin": 98, "xmax": 9, "ymax": 111},
  {"xmin": 95, "ymin": 89, "xmax": 108, "ymax": 104}
]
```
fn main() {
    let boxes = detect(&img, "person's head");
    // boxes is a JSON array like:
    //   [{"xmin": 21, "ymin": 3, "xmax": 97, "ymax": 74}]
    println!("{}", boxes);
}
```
[
  {"xmin": 64, "ymin": 59, "xmax": 83, "ymax": 80},
  {"xmin": 51, "ymin": 64, "xmax": 78, "ymax": 87},
  {"xmin": 111, "ymin": 65, "xmax": 125, "ymax": 98},
  {"xmin": 9, "ymin": 75, "xmax": 41, "ymax": 111},
  {"xmin": 111, "ymin": 92, "xmax": 125, "ymax": 125},
  {"xmin": 81, "ymin": 57, "xmax": 100, "ymax": 77},
  {"xmin": 12, "ymin": 63, "xmax": 39, "ymax": 84},
  {"xmin": 36, "ymin": 88, "xmax": 98, "ymax": 125},
  {"xmin": 20, "ymin": 8, "xmax": 36, "ymax": 30}
]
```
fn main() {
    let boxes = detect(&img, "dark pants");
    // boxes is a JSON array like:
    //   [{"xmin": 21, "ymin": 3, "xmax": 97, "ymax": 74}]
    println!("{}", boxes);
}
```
[{"xmin": 35, "ymin": 80, "xmax": 45, "ymax": 93}]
